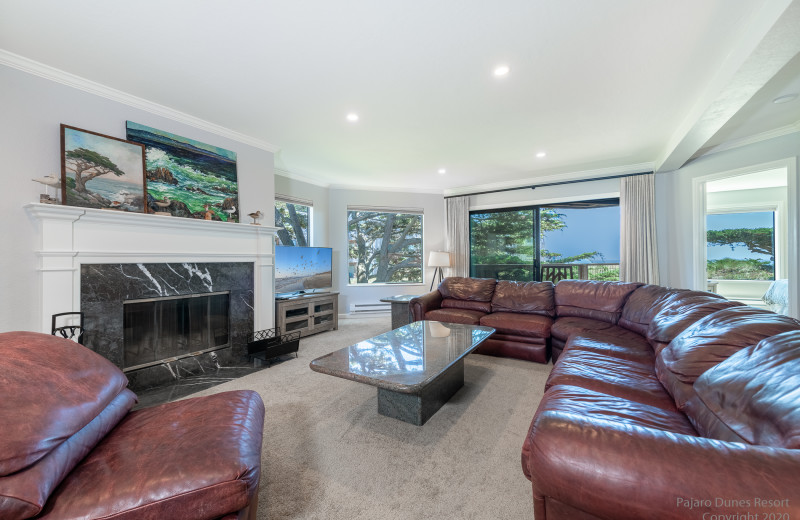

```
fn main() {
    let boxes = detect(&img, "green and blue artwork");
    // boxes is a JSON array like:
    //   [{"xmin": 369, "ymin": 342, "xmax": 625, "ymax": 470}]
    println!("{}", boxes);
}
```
[
  {"xmin": 126, "ymin": 121, "xmax": 239, "ymax": 222},
  {"xmin": 60, "ymin": 125, "xmax": 147, "ymax": 212}
]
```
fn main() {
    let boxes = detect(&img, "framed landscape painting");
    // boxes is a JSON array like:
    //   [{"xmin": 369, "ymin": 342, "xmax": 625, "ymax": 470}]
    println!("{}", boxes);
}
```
[
  {"xmin": 60, "ymin": 125, "xmax": 147, "ymax": 212},
  {"xmin": 126, "ymin": 121, "xmax": 240, "ymax": 222}
]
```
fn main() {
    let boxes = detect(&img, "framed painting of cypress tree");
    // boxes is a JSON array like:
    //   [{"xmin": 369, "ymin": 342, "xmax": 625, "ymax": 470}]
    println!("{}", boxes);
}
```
[{"xmin": 60, "ymin": 124, "xmax": 147, "ymax": 212}]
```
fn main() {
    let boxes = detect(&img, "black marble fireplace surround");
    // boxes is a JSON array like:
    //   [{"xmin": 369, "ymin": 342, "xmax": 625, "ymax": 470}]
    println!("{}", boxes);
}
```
[{"xmin": 80, "ymin": 262, "xmax": 254, "ymax": 392}]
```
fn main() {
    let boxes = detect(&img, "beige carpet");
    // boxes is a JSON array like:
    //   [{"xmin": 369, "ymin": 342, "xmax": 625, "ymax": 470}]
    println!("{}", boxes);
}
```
[{"xmin": 192, "ymin": 316, "xmax": 552, "ymax": 519}]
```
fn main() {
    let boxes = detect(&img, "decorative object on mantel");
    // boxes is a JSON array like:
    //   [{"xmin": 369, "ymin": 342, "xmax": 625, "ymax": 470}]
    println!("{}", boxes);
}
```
[
  {"xmin": 248, "ymin": 210, "xmax": 263, "ymax": 225},
  {"xmin": 33, "ymin": 174, "xmax": 61, "ymax": 204},
  {"xmin": 152, "ymin": 196, "xmax": 172, "ymax": 216},
  {"xmin": 223, "ymin": 204, "xmax": 237, "ymax": 221},
  {"xmin": 126, "ymin": 121, "xmax": 240, "ymax": 222},
  {"xmin": 428, "ymin": 251, "xmax": 451, "ymax": 290},
  {"xmin": 60, "ymin": 124, "xmax": 147, "ymax": 212}
]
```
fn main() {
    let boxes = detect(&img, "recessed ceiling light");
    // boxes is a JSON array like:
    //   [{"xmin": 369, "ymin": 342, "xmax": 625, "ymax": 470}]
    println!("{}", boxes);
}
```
[
  {"xmin": 346, "ymin": 113, "xmax": 359, "ymax": 122},
  {"xmin": 773, "ymin": 94, "xmax": 798, "ymax": 104},
  {"xmin": 438, "ymin": 168, "xmax": 446, "ymax": 174},
  {"xmin": 536, "ymin": 151, "xmax": 546, "ymax": 158},
  {"xmin": 493, "ymin": 65, "xmax": 510, "ymax": 77}
]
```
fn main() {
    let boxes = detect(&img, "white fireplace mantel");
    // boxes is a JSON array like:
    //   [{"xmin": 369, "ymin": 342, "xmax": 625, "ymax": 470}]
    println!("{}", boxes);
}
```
[{"xmin": 25, "ymin": 203, "xmax": 278, "ymax": 333}]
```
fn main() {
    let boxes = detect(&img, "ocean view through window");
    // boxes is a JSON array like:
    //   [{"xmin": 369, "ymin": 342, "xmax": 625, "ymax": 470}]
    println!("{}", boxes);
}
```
[
  {"xmin": 706, "ymin": 211, "xmax": 776, "ymax": 280},
  {"xmin": 470, "ymin": 199, "xmax": 620, "ymax": 282}
]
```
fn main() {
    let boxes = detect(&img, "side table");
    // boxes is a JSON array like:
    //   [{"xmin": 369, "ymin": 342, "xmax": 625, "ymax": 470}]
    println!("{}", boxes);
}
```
[{"xmin": 380, "ymin": 295, "xmax": 416, "ymax": 330}]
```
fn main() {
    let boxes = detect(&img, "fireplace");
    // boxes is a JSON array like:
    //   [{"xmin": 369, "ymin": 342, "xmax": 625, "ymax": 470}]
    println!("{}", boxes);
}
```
[
  {"xmin": 26, "ymin": 203, "xmax": 277, "ymax": 392},
  {"xmin": 123, "ymin": 291, "xmax": 231, "ymax": 371},
  {"xmin": 81, "ymin": 262, "xmax": 254, "ymax": 391}
]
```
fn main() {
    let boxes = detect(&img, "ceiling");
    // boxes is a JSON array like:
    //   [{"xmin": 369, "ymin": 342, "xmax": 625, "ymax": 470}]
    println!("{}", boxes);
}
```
[{"xmin": 1, "ymin": 0, "xmax": 799, "ymax": 195}]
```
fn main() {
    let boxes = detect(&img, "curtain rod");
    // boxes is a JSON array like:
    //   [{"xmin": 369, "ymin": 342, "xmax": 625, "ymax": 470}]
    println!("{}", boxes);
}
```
[{"xmin": 444, "ymin": 171, "xmax": 653, "ymax": 199}]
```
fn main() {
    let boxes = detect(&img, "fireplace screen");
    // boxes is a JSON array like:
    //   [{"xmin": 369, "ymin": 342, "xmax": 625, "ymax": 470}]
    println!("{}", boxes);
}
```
[{"xmin": 123, "ymin": 291, "xmax": 230, "ymax": 371}]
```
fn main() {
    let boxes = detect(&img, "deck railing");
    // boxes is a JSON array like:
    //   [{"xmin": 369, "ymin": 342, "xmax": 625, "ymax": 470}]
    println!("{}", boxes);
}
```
[{"xmin": 471, "ymin": 263, "xmax": 620, "ymax": 282}]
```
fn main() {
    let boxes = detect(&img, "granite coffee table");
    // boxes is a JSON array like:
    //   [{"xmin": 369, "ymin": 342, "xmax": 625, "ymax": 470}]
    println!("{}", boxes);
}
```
[{"xmin": 309, "ymin": 320, "xmax": 494, "ymax": 425}]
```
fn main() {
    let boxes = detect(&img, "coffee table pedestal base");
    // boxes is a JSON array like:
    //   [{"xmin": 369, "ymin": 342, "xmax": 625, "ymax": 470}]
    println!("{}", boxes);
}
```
[{"xmin": 377, "ymin": 360, "xmax": 464, "ymax": 425}]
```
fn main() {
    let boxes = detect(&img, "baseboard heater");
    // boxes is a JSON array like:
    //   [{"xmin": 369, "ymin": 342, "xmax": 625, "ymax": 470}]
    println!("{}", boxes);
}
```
[{"xmin": 348, "ymin": 302, "xmax": 391, "ymax": 314}]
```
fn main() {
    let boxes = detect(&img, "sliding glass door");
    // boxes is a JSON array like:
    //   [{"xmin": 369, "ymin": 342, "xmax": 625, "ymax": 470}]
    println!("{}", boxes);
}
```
[
  {"xmin": 470, "ymin": 208, "xmax": 537, "ymax": 280},
  {"xmin": 469, "ymin": 199, "xmax": 620, "ymax": 282}
]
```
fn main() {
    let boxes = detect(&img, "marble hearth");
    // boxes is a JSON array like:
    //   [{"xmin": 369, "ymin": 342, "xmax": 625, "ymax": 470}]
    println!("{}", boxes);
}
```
[
  {"xmin": 26, "ymin": 203, "xmax": 277, "ymax": 389},
  {"xmin": 82, "ymin": 262, "xmax": 254, "ymax": 390}
]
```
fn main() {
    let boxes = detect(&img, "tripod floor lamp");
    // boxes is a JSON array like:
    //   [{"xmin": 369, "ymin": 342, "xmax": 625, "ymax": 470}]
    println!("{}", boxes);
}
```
[{"xmin": 428, "ymin": 251, "xmax": 451, "ymax": 290}]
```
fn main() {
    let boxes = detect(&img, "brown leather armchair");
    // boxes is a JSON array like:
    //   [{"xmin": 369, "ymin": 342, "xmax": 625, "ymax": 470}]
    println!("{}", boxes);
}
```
[{"xmin": 0, "ymin": 331, "xmax": 264, "ymax": 520}]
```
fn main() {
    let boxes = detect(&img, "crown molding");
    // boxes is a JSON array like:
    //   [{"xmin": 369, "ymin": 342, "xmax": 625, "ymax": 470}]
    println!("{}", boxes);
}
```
[
  {"xmin": 275, "ymin": 168, "xmax": 445, "ymax": 194},
  {"xmin": 274, "ymin": 168, "xmax": 331, "ymax": 188},
  {"xmin": 443, "ymin": 162, "xmax": 655, "ymax": 197},
  {"xmin": 0, "ymin": 49, "xmax": 280, "ymax": 153},
  {"xmin": 692, "ymin": 122, "xmax": 800, "ymax": 160},
  {"xmin": 329, "ymin": 183, "xmax": 444, "ymax": 195}
]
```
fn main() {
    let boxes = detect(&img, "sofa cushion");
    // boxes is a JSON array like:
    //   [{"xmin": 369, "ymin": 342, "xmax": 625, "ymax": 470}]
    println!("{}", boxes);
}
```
[
  {"xmin": 693, "ymin": 330, "xmax": 800, "ymax": 448},
  {"xmin": 479, "ymin": 312, "xmax": 552, "ymax": 338},
  {"xmin": 657, "ymin": 306, "xmax": 800, "ymax": 386},
  {"xmin": 425, "ymin": 308, "xmax": 486, "ymax": 325},
  {"xmin": 490, "ymin": 280, "xmax": 555, "ymax": 316},
  {"xmin": 618, "ymin": 285, "xmax": 681, "ymax": 336},
  {"xmin": 0, "ymin": 332, "xmax": 129, "ymax": 476},
  {"xmin": 546, "ymin": 344, "xmax": 677, "ymax": 411},
  {"xmin": 554, "ymin": 280, "xmax": 642, "ymax": 324},
  {"xmin": 522, "ymin": 385, "xmax": 697, "ymax": 480},
  {"xmin": 551, "ymin": 316, "xmax": 615, "ymax": 341},
  {"xmin": 441, "ymin": 298, "xmax": 492, "ymax": 313},
  {"xmin": 438, "ymin": 277, "xmax": 496, "ymax": 301},
  {"xmin": 656, "ymin": 306, "xmax": 800, "ymax": 414},
  {"xmin": 475, "ymin": 337, "xmax": 548, "ymax": 363},
  {"xmin": 0, "ymin": 389, "xmax": 137, "ymax": 520},
  {"xmin": 561, "ymin": 331, "xmax": 654, "ymax": 362},
  {"xmin": 37, "ymin": 390, "xmax": 265, "ymax": 520},
  {"xmin": 647, "ymin": 292, "xmax": 742, "ymax": 345}
]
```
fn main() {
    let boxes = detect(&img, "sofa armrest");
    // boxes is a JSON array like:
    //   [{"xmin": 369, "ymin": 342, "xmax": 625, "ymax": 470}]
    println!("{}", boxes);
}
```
[
  {"xmin": 409, "ymin": 290, "xmax": 443, "ymax": 321},
  {"xmin": 525, "ymin": 411, "xmax": 800, "ymax": 519}
]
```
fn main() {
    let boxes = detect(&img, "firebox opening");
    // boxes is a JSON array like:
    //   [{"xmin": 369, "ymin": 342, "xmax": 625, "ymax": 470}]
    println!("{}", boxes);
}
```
[{"xmin": 123, "ymin": 291, "xmax": 230, "ymax": 372}]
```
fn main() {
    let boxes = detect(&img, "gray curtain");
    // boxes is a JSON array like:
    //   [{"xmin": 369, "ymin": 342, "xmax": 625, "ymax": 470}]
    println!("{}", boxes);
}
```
[
  {"xmin": 445, "ymin": 196, "xmax": 470, "ymax": 277},
  {"xmin": 620, "ymin": 174, "xmax": 660, "ymax": 284}
]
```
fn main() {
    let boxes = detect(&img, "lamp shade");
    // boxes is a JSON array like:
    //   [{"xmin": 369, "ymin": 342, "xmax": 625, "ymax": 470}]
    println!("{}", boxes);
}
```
[{"xmin": 428, "ymin": 251, "xmax": 451, "ymax": 267}]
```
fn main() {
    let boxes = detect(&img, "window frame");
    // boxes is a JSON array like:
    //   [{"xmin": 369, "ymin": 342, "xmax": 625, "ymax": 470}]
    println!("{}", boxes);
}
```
[
  {"xmin": 468, "ymin": 198, "xmax": 620, "ymax": 282},
  {"xmin": 705, "ymin": 203, "xmax": 782, "ymax": 282},
  {"xmin": 275, "ymin": 195, "xmax": 313, "ymax": 247},
  {"xmin": 346, "ymin": 206, "xmax": 425, "ymax": 286}
]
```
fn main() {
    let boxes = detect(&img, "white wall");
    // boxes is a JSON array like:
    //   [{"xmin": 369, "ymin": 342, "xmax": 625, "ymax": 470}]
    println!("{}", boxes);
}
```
[
  {"xmin": 329, "ymin": 188, "xmax": 445, "ymax": 312},
  {"xmin": 655, "ymin": 132, "xmax": 800, "ymax": 291},
  {"xmin": 274, "ymin": 174, "xmax": 330, "ymax": 246},
  {"xmin": 0, "ymin": 64, "xmax": 275, "ymax": 333}
]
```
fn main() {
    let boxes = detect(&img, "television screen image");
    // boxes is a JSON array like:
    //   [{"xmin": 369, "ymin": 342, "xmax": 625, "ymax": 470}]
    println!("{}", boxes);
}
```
[{"xmin": 275, "ymin": 246, "xmax": 333, "ymax": 294}]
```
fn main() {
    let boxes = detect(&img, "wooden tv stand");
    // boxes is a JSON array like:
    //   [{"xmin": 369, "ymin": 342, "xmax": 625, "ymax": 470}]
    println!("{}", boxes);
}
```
[{"xmin": 275, "ymin": 292, "xmax": 339, "ymax": 338}]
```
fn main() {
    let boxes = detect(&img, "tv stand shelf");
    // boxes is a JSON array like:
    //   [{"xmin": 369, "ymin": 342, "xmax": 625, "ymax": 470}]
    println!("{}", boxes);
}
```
[{"xmin": 275, "ymin": 292, "xmax": 339, "ymax": 338}]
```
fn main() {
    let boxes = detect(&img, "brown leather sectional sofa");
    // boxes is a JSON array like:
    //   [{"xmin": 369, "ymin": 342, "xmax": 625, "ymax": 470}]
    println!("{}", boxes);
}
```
[
  {"xmin": 412, "ymin": 277, "xmax": 800, "ymax": 519},
  {"xmin": 0, "ymin": 331, "xmax": 264, "ymax": 520}
]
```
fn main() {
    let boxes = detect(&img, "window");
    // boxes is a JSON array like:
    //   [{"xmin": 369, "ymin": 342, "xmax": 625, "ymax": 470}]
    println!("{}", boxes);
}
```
[
  {"xmin": 347, "ymin": 207, "xmax": 423, "ymax": 284},
  {"xmin": 706, "ymin": 211, "xmax": 775, "ymax": 280},
  {"xmin": 469, "ymin": 199, "xmax": 620, "ymax": 282},
  {"xmin": 469, "ymin": 208, "xmax": 536, "ymax": 280},
  {"xmin": 275, "ymin": 196, "xmax": 311, "ymax": 246}
]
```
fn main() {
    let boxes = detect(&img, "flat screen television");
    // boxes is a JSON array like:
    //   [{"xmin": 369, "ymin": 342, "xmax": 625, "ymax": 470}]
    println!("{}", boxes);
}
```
[{"xmin": 275, "ymin": 245, "xmax": 333, "ymax": 295}]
